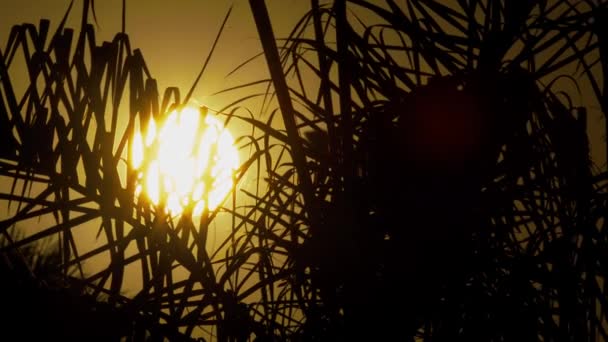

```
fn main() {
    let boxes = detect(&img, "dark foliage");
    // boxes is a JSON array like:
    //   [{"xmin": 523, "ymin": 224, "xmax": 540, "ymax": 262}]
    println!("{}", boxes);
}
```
[{"xmin": 0, "ymin": 0, "xmax": 607, "ymax": 341}]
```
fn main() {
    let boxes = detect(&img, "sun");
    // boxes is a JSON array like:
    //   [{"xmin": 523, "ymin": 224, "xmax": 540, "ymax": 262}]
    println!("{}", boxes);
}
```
[{"xmin": 130, "ymin": 106, "xmax": 239, "ymax": 216}]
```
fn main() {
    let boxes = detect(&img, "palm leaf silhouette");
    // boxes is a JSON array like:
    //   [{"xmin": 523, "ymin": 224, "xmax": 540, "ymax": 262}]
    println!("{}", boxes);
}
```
[
  {"xmin": 0, "ymin": 0, "xmax": 607, "ymax": 341},
  {"xmin": 239, "ymin": 0, "xmax": 608, "ymax": 340}
]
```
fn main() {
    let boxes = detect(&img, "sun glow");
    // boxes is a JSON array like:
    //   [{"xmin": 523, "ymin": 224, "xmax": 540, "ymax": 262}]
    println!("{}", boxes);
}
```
[{"xmin": 131, "ymin": 106, "xmax": 239, "ymax": 216}]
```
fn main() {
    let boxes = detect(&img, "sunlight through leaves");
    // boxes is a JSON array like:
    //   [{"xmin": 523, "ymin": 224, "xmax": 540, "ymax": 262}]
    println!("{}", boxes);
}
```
[{"xmin": 131, "ymin": 106, "xmax": 239, "ymax": 216}]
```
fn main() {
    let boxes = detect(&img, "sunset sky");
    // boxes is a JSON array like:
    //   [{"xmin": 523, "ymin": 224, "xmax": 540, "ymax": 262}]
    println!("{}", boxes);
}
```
[
  {"xmin": 0, "ymin": 1, "xmax": 605, "ymax": 340},
  {"xmin": 0, "ymin": 0, "xmax": 312, "ymax": 112},
  {"xmin": 0, "ymin": 0, "xmax": 303, "ymax": 296},
  {"xmin": 2, "ymin": 0, "xmax": 604, "ymax": 167}
]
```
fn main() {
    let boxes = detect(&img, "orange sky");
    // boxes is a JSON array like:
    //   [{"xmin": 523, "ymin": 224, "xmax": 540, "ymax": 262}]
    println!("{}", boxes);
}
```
[
  {"xmin": 0, "ymin": 2, "xmax": 605, "ymax": 338},
  {"xmin": 0, "ymin": 0, "xmax": 312, "ymax": 111},
  {"xmin": 1, "ymin": 0, "xmax": 605, "ymax": 170},
  {"xmin": 0, "ymin": 0, "xmax": 316, "ymax": 298}
]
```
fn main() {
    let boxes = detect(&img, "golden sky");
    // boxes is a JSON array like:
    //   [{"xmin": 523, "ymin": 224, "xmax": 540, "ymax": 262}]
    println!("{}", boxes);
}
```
[
  {"xmin": 0, "ymin": 0, "xmax": 312, "ymax": 111},
  {"xmin": 0, "ymin": 2, "xmax": 605, "ymax": 339},
  {"xmin": 2, "ymin": 1, "xmax": 605, "ymax": 203},
  {"xmin": 0, "ymin": 0, "xmax": 313, "ymax": 297}
]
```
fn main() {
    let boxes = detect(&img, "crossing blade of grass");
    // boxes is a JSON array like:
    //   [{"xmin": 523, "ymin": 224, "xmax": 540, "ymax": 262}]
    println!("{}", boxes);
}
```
[
  {"xmin": 249, "ymin": 0, "xmax": 319, "ymax": 227},
  {"xmin": 183, "ymin": 6, "xmax": 232, "ymax": 106}
]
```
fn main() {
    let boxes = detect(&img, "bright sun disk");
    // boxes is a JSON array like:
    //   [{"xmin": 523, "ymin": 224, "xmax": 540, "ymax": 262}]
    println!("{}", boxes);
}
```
[{"xmin": 130, "ymin": 106, "xmax": 239, "ymax": 216}]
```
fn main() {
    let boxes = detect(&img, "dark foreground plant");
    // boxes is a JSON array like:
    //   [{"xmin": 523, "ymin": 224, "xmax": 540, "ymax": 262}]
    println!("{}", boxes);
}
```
[
  {"xmin": 0, "ymin": 1, "xmax": 267, "ymax": 341},
  {"xmin": 238, "ymin": 0, "xmax": 608, "ymax": 340},
  {"xmin": 1, "ymin": 0, "xmax": 607, "ymax": 341},
  {"xmin": 0, "ymin": 232, "xmax": 136, "ymax": 340}
]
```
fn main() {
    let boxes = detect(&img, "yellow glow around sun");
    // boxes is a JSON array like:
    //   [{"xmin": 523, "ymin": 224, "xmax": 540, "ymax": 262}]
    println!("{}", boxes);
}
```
[{"xmin": 131, "ymin": 106, "xmax": 239, "ymax": 216}]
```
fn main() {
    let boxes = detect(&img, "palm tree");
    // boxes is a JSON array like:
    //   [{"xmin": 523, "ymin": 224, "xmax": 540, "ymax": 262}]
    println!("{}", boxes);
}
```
[
  {"xmin": 240, "ymin": 0, "xmax": 608, "ymax": 340},
  {"xmin": 0, "ymin": 1, "xmax": 253, "ymax": 340},
  {"xmin": 0, "ymin": 0, "xmax": 606, "ymax": 341}
]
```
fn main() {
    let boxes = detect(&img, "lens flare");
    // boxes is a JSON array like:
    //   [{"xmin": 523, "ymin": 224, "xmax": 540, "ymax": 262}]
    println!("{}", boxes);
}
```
[{"xmin": 131, "ymin": 107, "xmax": 239, "ymax": 216}]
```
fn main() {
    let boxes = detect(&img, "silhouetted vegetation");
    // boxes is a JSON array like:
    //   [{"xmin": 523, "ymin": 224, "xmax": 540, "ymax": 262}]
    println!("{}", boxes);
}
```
[
  {"xmin": 1, "ymin": 233, "xmax": 127, "ymax": 340},
  {"xmin": 1, "ymin": 0, "xmax": 606, "ymax": 341}
]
